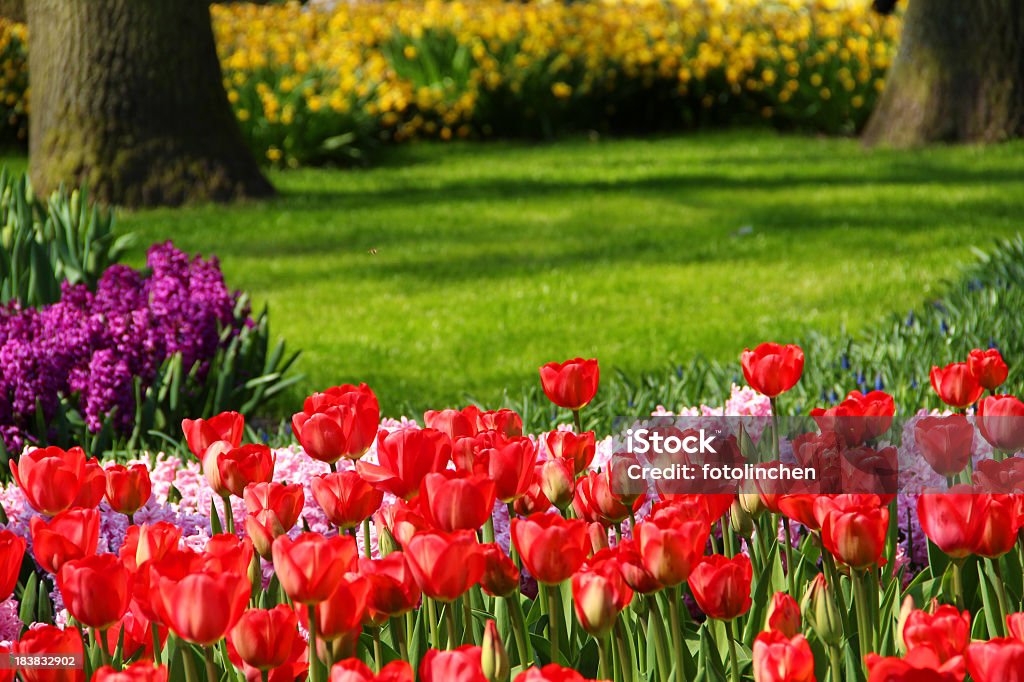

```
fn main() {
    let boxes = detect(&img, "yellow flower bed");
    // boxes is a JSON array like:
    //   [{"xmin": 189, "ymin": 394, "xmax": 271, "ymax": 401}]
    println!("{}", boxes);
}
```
[{"xmin": 0, "ymin": 0, "xmax": 901, "ymax": 165}]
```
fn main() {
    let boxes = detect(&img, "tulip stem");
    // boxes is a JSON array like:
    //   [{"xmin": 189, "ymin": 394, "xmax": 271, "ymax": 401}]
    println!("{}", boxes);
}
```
[
  {"xmin": 93, "ymin": 628, "xmax": 110, "ymax": 665},
  {"xmin": 614, "ymin": 619, "xmax": 634, "ymax": 682},
  {"xmin": 182, "ymin": 642, "xmax": 200, "ymax": 682},
  {"xmin": 151, "ymin": 624, "xmax": 161, "ymax": 663},
  {"xmin": 781, "ymin": 516, "xmax": 797, "ymax": 595},
  {"xmin": 545, "ymin": 584, "xmax": 562, "ymax": 665},
  {"xmin": 990, "ymin": 558, "xmax": 1011, "ymax": 634},
  {"xmin": 572, "ymin": 409, "xmax": 583, "ymax": 434},
  {"xmin": 828, "ymin": 645, "xmax": 843, "ymax": 682},
  {"xmin": 373, "ymin": 626, "xmax": 383, "ymax": 672},
  {"xmin": 850, "ymin": 569, "xmax": 873, "ymax": 668},
  {"xmin": 667, "ymin": 589, "xmax": 686, "ymax": 682},
  {"xmin": 393, "ymin": 615, "xmax": 410, "ymax": 662},
  {"xmin": 724, "ymin": 619, "xmax": 740, "ymax": 682},
  {"xmin": 307, "ymin": 604, "xmax": 320, "ymax": 682},
  {"xmin": 221, "ymin": 495, "xmax": 235, "ymax": 535},
  {"xmin": 445, "ymin": 602, "xmax": 458, "ymax": 650},
  {"xmin": 597, "ymin": 636, "xmax": 612, "ymax": 681},
  {"xmin": 427, "ymin": 598, "xmax": 440, "ymax": 650},
  {"xmin": 506, "ymin": 594, "xmax": 532, "ymax": 667},
  {"xmin": 362, "ymin": 517, "xmax": 373, "ymax": 558},
  {"xmin": 951, "ymin": 559, "xmax": 965, "ymax": 611},
  {"xmin": 203, "ymin": 646, "xmax": 217, "ymax": 682},
  {"xmin": 820, "ymin": 550, "xmax": 852, "ymax": 638},
  {"xmin": 646, "ymin": 596, "xmax": 672, "ymax": 682},
  {"xmin": 262, "ymin": 672, "xmax": 270, "ymax": 682}
]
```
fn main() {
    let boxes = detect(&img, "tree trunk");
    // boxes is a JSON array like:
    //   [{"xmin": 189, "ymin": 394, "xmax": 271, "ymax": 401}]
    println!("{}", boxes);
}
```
[
  {"xmin": 26, "ymin": 0, "xmax": 273, "ymax": 207},
  {"xmin": 863, "ymin": 0, "xmax": 1024, "ymax": 147}
]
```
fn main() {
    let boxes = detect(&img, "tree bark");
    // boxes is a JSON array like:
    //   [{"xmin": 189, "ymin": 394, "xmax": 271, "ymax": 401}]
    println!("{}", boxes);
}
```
[
  {"xmin": 863, "ymin": 0, "xmax": 1024, "ymax": 147},
  {"xmin": 26, "ymin": 0, "xmax": 273, "ymax": 207}
]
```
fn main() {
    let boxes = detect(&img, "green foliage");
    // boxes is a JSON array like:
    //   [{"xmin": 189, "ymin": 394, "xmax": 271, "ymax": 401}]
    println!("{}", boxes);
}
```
[{"xmin": 0, "ymin": 168, "xmax": 133, "ymax": 307}]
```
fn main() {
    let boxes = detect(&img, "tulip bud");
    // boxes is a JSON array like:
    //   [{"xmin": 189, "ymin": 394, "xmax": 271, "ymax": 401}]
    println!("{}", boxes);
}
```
[
  {"xmin": 895, "ymin": 595, "xmax": 915, "ymax": 654},
  {"xmin": 377, "ymin": 526, "xmax": 399, "ymax": 557},
  {"xmin": 739, "ymin": 491, "xmax": 766, "ymax": 518},
  {"xmin": 765, "ymin": 592, "xmax": 801, "ymax": 638},
  {"xmin": 482, "ymin": 620, "xmax": 510, "ymax": 682},
  {"xmin": 802, "ymin": 574, "xmax": 842, "ymax": 646},
  {"xmin": 202, "ymin": 440, "xmax": 234, "ymax": 498},
  {"xmin": 729, "ymin": 499, "xmax": 754, "ymax": 538},
  {"xmin": 540, "ymin": 459, "xmax": 576, "ymax": 511}
]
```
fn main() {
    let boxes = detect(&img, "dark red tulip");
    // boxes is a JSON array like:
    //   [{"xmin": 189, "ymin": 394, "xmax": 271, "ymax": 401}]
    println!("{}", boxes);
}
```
[
  {"xmin": 359, "ymin": 553, "xmax": 421, "ymax": 624},
  {"xmin": 915, "ymin": 415, "xmax": 976, "ymax": 477},
  {"xmin": 741, "ymin": 343, "xmax": 804, "ymax": 398},
  {"xmin": 973, "ymin": 457, "xmax": 1024, "ymax": 493},
  {"xmin": 931, "ymin": 362, "xmax": 984, "ymax": 408},
  {"xmin": 182, "ymin": 411, "xmax": 244, "ymax": 457},
  {"xmin": 511, "ymin": 514, "xmax": 590, "ymax": 585},
  {"xmin": 356, "ymin": 428, "xmax": 451, "ymax": 500},
  {"xmin": 10, "ymin": 445, "xmax": 86, "ymax": 515},
  {"xmin": 977, "ymin": 395, "xmax": 1024, "ymax": 454},
  {"xmin": 0, "ymin": 530, "xmax": 26, "ymax": 600},
  {"xmin": 105, "ymin": 463, "xmax": 152, "ymax": 517},
  {"xmin": 292, "ymin": 384, "xmax": 380, "ymax": 464},
  {"xmin": 58, "ymin": 553, "xmax": 131, "ymax": 630},
  {"xmin": 688, "ymin": 553, "xmax": 752, "ymax": 621},
  {"xmin": 968, "ymin": 348, "xmax": 1009, "ymax": 391},
  {"xmin": 539, "ymin": 358, "xmax": 600, "ymax": 410},
  {"xmin": 420, "ymin": 471, "xmax": 497, "ymax": 532},
  {"xmin": 545, "ymin": 430, "xmax": 596, "ymax": 475},
  {"xmin": 272, "ymin": 533, "xmax": 358, "ymax": 605},
  {"xmin": 72, "ymin": 457, "xmax": 107, "ymax": 508},
  {"xmin": 30, "ymin": 507, "xmax": 100, "ymax": 574},
  {"xmin": 480, "ymin": 543, "xmax": 520, "ymax": 597},
  {"xmin": 405, "ymin": 530, "xmax": 485, "ymax": 601}
]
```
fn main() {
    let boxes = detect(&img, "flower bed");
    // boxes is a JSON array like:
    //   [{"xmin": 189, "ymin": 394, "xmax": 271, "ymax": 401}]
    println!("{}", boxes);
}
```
[
  {"xmin": 0, "ymin": 0, "xmax": 901, "ymax": 164},
  {"xmin": 0, "ymin": 345, "xmax": 1023, "ymax": 682}
]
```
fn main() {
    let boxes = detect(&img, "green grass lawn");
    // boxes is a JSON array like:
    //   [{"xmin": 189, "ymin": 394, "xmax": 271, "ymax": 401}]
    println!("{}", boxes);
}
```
[{"xmin": 12, "ymin": 130, "xmax": 1024, "ymax": 417}]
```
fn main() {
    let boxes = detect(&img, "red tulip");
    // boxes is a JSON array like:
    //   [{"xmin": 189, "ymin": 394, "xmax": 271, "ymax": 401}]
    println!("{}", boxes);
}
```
[
  {"xmin": 424, "ymin": 408, "xmax": 477, "ymax": 441},
  {"xmin": 182, "ymin": 411, "xmax": 244, "ymax": 457},
  {"xmin": 311, "ymin": 471, "xmax": 383, "ymax": 531},
  {"xmin": 359, "ymin": 553, "xmax": 421, "ymax": 624},
  {"xmin": 513, "ymin": 465, "xmax": 554, "ymax": 517},
  {"xmin": 227, "ymin": 605, "xmax": 299, "ymax": 670},
  {"xmin": 867, "ymin": 649, "xmax": 965, "ymax": 681},
  {"xmin": 310, "ymin": 573, "xmax": 371, "ymax": 640},
  {"xmin": 119, "ymin": 522, "xmax": 182, "ymax": 573},
  {"xmin": 915, "ymin": 415, "xmax": 976, "ymax": 478},
  {"xmin": 480, "ymin": 543, "xmax": 519, "ymax": 597},
  {"xmin": 752, "ymin": 631, "xmax": 815, "ymax": 682},
  {"xmin": 614, "ymin": 538, "xmax": 663, "ymax": 594},
  {"xmin": 975, "ymin": 494, "xmax": 1023, "ymax": 558},
  {"xmin": 777, "ymin": 494, "xmax": 822, "ymax": 530},
  {"xmin": 931, "ymin": 362, "xmax": 983, "ymax": 408},
  {"xmin": 917, "ymin": 489, "xmax": 986, "ymax": 559},
  {"xmin": 571, "ymin": 564, "xmax": 633, "ymax": 637},
  {"xmin": 374, "ymin": 500, "xmax": 430, "ymax": 548},
  {"xmin": 539, "ymin": 358, "xmax": 600, "ymax": 410},
  {"xmin": 514, "ymin": 665, "xmax": 595, "ymax": 682},
  {"xmin": 153, "ymin": 566, "xmax": 250, "ymax": 645},
  {"xmin": 356, "ymin": 428, "xmax": 452, "ymax": 500},
  {"xmin": 969, "ymin": 348, "xmax": 1009, "ymax": 391},
  {"xmin": 688, "ymin": 553, "xmax": 752, "ymax": 621},
  {"xmin": 965, "ymin": 638, "xmax": 1024, "ymax": 682},
  {"xmin": 973, "ymin": 457, "xmax": 1024, "ymax": 493},
  {"xmin": 292, "ymin": 384, "xmax": 380, "ymax": 463},
  {"xmin": 30, "ymin": 507, "xmax": 100, "ymax": 574},
  {"xmin": 977, "ymin": 395, "xmax": 1024, "ymax": 454},
  {"xmin": 817, "ymin": 494, "xmax": 888, "ymax": 569},
  {"xmin": 10, "ymin": 445, "xmax": 86, "ymax": 515},
  {"xmin": 903, "ymin": 605, "xmax": 970, "ymax": 662},
  {"xmin": 272, "ymin": 533, "xmax": 358, "ymax": 605},
  {"xmin": 765, "ymin": 592, "xmax": 801, "ymax": 638},
  {"xmin": 134, "ymin": 549, "xmax": 204, "ymax": 625},
  {"xmin": 478, "ymin": 409, "xmax": 524, "ymax": 439},
  {"xmin": 811, "ymin": 390, "xmax": 895, "ymax": 445},
  {"xmin": 420, "ymin": 471, "xmax": 497, "ymax": 532},
  {"xmin": 637, "ymin": 513, "xmax": 710, "ymax": 587},
  {"xmin": 57, "ymin": 553, "xmax": 131, "ymax": 629},
  {"xmin": 13, "ymin": 625, "xmax": 85, "ymax": 682},
  {"xmin": 105, "ymin": 463, "xmax": 152, "ymax": 517},
  {"xmin": 420, "ymin": 646, "xmax": 486, "ymax": 682},
  {"xmin": 329, "ymin": 659, "xmax": 413, "ymax": 682},
  {"xmin": 92, "ymin": 663, "xmax": 168, "ymax": 682},
  {"xmin": 243, "ymin": 481, "xmax": 304, "ymax": 558},
  {"xmin": 203, "ymin": 534, "xmax": 255, "ymax": 578},
  {"xmin": 545, "ymin": 430, "xmax": 596, "ymax": 475},
  {"xmin": 72, "ymin": 457, "xmax": 107, "ymax": 508},
  {"xmin": 741, "ymin": 343, "xmax": 804, "ymax": 398},
  {"xmin": 1010, "ymin": 612, "xmax": 1024, "ymax": 642},
  {"xmin": 405, "ymin": 530, "xmax": 485, "ymax": 601},
  {"xmin": 511, "ymin": 514, "xmax": 590, "ymax": 585},
  {"xmin": 573, "ymin": 469, "xmax": 642, "ymax": 525},
  {"xmin": 540, "ymin": 458, "xmax": 576, "ymax": 511},
  {"xmin": 0, "ymin": 530, "xmax": 26, "ymax": 600},
  {"xmin": 484, "ymin": 437, "xmax": 537, "ymax": 504},
  {"xmin": 210, "ymin": 443, "xmax": 275, "ymax": 498}
]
